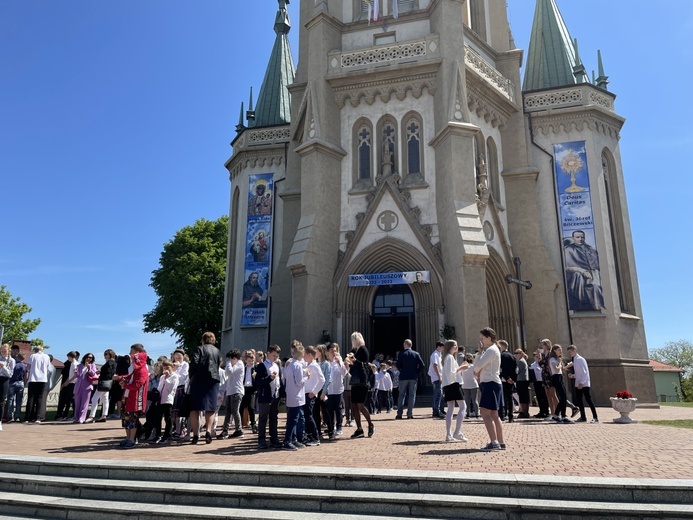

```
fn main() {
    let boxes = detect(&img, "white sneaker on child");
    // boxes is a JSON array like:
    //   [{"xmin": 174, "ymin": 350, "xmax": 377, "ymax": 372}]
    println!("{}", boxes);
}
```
[
  {"xmin": 445, "ymin": 434, "xmax": 454, "ymax": 442},
  {"xmin": 453, "ymin": 433, "xmax": 468, "ymax": 442}
]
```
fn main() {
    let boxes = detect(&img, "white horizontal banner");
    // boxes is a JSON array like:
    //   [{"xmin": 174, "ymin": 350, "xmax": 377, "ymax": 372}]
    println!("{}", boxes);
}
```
[{"xmin": 348, "ymin": 270, "xmax": 430, "ymax": 287}]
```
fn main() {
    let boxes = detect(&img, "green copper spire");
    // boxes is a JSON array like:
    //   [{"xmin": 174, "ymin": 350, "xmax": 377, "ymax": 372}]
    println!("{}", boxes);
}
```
[
  {"xmin": 572, "ymin": 38, "xmax": 588, "ymax": 84},
  {"xmin": 596, "ymin": 50, "xmax": 610, "ymax": 90},
  {"xmin": 253, "ymin": 0, "xmax": 296, "ymax": 128},
  {"xmin": 246, "ymin": 87, "xmax": 255, "ymax": 127},
  {"xmin": 523, "ymin": 0, "xmax": 579, "ymax": 91},
  {"xmin": 236, "ymin": 102, "xmax": 245, "ymax": 133}
]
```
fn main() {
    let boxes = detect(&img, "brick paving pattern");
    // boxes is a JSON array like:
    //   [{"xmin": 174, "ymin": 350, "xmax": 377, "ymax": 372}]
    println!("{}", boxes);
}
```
[{"xmin": 1, "ymin": 405, "xmax": 692, "ymax": 479}]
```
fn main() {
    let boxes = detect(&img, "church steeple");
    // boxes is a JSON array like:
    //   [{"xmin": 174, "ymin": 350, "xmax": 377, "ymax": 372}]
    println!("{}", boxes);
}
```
[
  {"xmin": 572, "ymin": 38, "xmax": 588, "ymax": 84},
  {"xmin": 252, "ymin": 0, "xmax": 296, "ymax": 128},
  {"xmin": 596, "ymin": 49, "xmax": 610, "ymax": 90},
  {"xmin": 523, "ymin": 0, "xmax": 579, "ymax": 91}
]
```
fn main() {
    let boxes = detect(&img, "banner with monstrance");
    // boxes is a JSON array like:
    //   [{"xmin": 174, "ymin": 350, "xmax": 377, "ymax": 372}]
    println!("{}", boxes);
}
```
[
  {"xmin": 553, "ymin": 142, "xmax": 605, "ymax": 312},
  {"xmin": 241, "ymin": 173, "xmax": 274, "ymax": 326}
]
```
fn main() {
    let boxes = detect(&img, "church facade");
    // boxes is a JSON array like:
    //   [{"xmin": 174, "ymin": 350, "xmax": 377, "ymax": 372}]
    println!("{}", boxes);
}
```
[{"xmin": 222, "ymin": 0, "xmax": 656, "ymax": 404}]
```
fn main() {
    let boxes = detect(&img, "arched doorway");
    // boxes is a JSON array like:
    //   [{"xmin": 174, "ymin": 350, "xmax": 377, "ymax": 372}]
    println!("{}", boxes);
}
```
[
  {"xmin": 371, "ymin": 284, "xmax": 416, "ymax": 360},
  {"xmin": 334, "ymin": 238, "xmax": 444, "ymax": 364},
  {"xmin": 485, "ymin": 248, "xmax": 520, "ymax": 347}
]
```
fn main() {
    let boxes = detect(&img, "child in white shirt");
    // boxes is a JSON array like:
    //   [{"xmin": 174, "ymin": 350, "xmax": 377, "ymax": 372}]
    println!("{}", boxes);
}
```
[
  {"xmin": 460, "ymin": 354, "xmax": 479, "ymax": 418},
  {"xmin": 219, "ymin": 350, "xmax": 245, "ymax": 439},
  {"xmin": 375, "ymin": 362, "xmax": 393, "ymax": 413},
  {"xmin": 156, "ymin": 360, "xmax": 179, "ymax": 443}
]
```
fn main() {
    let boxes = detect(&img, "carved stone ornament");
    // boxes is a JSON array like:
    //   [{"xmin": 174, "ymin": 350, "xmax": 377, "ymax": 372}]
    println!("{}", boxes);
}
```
[
  {"xmin": 483, "ymin": 221, "xmax": 494, "ymax": 241},
  {"xmin": 377, "ymin": 211, "xmax": 399, "ymax": 232}
]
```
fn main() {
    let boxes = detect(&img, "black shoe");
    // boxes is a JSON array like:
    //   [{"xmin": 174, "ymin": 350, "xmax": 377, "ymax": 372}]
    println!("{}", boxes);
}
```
[
  {"xmin": 571, "ymin": 408, "xmax": 580, "ymax": 419},
  {"xmin": 230, "ymin": 430, "xmax": 244, "ymax": 438},
  {"xmin": 191, "ymin": 435, "xmax": 199, "ymax": 445},
  {"xmin": 217, "ymin": 432, "xmax": 229, "ymax": 440},
  {"xmin": 205, "ymin": 431, "xmax": 213, "ymax": 444},
  {"xmin": 395, "ymin": 415, "xmax": 403, "ymax": 420},
  {"xmin": 270, "ymin": 442, "xmax": 283, "ymax": 449},
  {"xmin": 283, "ymin": 443, "xmax": 298, "ymax": 451},
  {"xmin": 258, "ymin": 441, "xmax": 270, "ymax": 449},
  {"xmin": 367, "ymin": 423, "xmax": 374, "ymax": 437},
  {"xmin": 350, "ymin": 429, "xmax": 364, "ymax": 439}
]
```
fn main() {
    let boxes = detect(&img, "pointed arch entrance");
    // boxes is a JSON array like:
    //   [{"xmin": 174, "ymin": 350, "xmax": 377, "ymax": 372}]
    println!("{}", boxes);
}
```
[
  {"xmin": 485, "ymin": 247, "xmax": 520, "ymax": 347},
  {"xmin": 335, "ymin": 238, "xmax": 444, "ymax": 363},
  {"xmin": 372, "ymin": 284, "xmax": 415, "ymax": 360}
]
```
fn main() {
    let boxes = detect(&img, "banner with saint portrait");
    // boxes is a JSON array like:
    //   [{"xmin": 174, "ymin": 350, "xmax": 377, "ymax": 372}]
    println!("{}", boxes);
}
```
[
  {"xmin": 241, "ymin": 173, "xmax": 274, "ymax": 326},
  {"xmin": 553, "ymin": 142, "xmax": 604, "ymax": 312}
]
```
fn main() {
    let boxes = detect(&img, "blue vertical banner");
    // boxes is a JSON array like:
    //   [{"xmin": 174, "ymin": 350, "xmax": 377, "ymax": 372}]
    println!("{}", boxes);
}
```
[
  {"xmin": 553, "ymin": 142, "xmax": 605, "ymax": 312},
  {"xmin": 241, "ymin": 173, "xmax": 274, "ymax": 326}
]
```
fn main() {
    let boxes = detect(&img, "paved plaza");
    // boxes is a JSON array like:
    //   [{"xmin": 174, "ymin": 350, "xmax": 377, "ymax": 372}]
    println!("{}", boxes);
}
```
[{"xmin": 1, "ymin": 404, "xmax": 692, "ymax": 480}]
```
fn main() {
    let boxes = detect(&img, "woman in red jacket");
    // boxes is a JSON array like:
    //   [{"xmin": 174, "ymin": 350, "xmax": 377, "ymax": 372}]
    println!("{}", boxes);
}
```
[{"xmin": 117, "ymin": 344, "xmax": 149, "ymax": 448}]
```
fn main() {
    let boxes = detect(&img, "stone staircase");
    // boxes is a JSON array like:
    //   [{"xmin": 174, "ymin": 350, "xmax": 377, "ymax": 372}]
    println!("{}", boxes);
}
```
[{"xmin": 1, "ymin": 455, "xmax": 692, "ymax": 519}]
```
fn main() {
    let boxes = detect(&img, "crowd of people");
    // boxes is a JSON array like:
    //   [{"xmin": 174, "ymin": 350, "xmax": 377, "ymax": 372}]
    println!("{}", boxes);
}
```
[{"xmin": 0, "ymin": 328, "xmax": 598, "ymax": 450}]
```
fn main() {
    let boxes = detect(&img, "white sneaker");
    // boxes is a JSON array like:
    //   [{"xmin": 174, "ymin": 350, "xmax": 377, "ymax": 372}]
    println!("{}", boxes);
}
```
[
  {"xmin": 453, "ymin": 433, "xmax": 468, "ymax": 442},
  {"xmin": 335, "ymin": 429, "xmax": 343, "ymax": 436},
  {"xmin": 445, "ymin": 434, "xmax": 454, "ymax": 442},
  {"xmin": 590, "ymin": 418, "xmax": 599, "ymax": 423}
]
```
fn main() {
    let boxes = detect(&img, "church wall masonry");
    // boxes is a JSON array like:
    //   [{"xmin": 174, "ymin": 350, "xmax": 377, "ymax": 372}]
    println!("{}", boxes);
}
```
[{"xmin": 222, "ymin": 0, "xmax": 656, "ymax": 403}]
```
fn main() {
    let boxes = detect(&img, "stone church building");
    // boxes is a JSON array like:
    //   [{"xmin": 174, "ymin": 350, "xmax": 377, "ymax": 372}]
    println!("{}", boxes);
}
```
[{"xmin": 222, "ymin": 0, "xmax": 655, "ymax": 404}]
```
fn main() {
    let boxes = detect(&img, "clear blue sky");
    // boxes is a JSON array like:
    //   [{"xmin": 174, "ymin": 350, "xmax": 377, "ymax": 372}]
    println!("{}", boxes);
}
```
[{"xmin": 2, "ymin": 1, "xmax": 692, "ymax": 362}]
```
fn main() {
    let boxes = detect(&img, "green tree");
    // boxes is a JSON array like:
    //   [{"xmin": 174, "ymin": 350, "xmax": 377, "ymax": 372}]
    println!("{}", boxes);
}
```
[
  {"xmin": 0, "ymin": 285, "xmax": 41, "ymax": 344},
  {"xmin": 143, "ymin": 216, "xmax": 228, "ymax": 353},
  {"xmin": 650, "ymin": 339, "xmax": 693, "ymax": 377}
]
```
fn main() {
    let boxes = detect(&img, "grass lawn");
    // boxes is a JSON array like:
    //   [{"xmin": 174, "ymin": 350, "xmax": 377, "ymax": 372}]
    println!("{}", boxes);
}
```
[
  {"xmin": 660, "ymin": 402, "xmax": 693, "ymax": 408},
  {"xmin": 642, "ymin": 420, "xmax": 693, "ymax": 429}
]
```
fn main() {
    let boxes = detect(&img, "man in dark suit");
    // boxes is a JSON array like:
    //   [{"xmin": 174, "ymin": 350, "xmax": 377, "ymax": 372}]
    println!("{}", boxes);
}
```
[
  {"xmin": 498, "ymin": 340, "xmax": 517, "ymax": 422},
  {"xmin": 255, "ymin": 344, "xmax": 282, "ymax": 449},
  {"xmin": 394, "ymin": 339, "xmax": 424, "ymax": 419}
]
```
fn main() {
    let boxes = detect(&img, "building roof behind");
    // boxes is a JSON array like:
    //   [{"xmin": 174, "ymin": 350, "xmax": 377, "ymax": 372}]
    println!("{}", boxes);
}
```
[{"xmin": 649, "ymin": 359, "xmax": 684, "ymax": 373}]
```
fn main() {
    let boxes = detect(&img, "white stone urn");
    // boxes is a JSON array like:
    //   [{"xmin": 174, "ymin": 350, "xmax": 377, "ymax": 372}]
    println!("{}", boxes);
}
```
[{"xmin": 610, "ymin": 397, "xmax": 638, "ymax": 423}]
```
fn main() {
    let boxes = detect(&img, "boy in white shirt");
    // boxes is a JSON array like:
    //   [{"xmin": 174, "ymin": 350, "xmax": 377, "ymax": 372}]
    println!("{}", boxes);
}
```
[
  {"xmin": 156, "ymin": 360, "xmax": 179, "ymax": 443},
  {"xmin": 219, "ymin": 349, "xmax": 245, "ymax": 439},
  {"xmin": 375, "ymin": 362, "xmax": 393, "ymax": 413},
  {"xmin": 460, "ymin": 353, "xmax": 479, "ymax": 418},
  {"xmin": 302, "ymin": 345, "xmax": 325, "ymax": 446},
  {"xmin": 325, "ymin": 344, "xmax": 347, "ymax": 439},
  {"xmin": 283, "ymin": 345, "xmax": 308, "ymax": 450}
]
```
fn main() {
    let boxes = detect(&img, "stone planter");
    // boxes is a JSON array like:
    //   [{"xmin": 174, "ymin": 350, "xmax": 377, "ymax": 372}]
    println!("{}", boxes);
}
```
[{"xmin": 610, "ymin": 397, "xmax": 638, "ymax": 423}]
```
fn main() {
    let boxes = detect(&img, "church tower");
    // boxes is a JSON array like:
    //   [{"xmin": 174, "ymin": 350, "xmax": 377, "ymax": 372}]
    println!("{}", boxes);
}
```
[
  {"xmin": 520, "ymin": 0, "xmax": 655, "ymax": 402},
  {"xmin": 222, "ymin": 0, "xmax": 295, "ymax": 351},
  {"xmin": 222, "ymin": 0, "xmax": 655, "ymax": 404}
]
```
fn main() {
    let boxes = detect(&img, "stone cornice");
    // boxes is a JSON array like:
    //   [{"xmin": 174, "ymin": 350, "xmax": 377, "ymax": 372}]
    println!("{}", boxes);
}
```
[
  {"xmin": 428, "ymin": 121, "xmax": 479, "ymax": 149},
  {"xmin": 294, "ymin": 137, "xmax": 347, "ymax": 160},
  {"xmin": 305, "ymin": 8, "xmax": 344, "ymax": 32},
  {"xmin": 465, "ymin": 81, "xmax": 515, "ymax": 130},
  {"xmin": 501, "ymin": 167, "xmax": 540, "ymax": 183},
  {"xmin": 227, "ymin": 150, "xmax": 285, "ymax": 181},
  {"xmin": 529, "ymin": 106, "xmax": 625, "ymax": 139},
  {"xmin": 523, "ymin": 84, "xmax": 616, "ymax": 114},
  {"xmin": 463, "ymin": 44, "xmax": 516, "ymax": 104},
  {"xmin": 330, "ymin": 68, "xmax": 439, "ymax": 108}
]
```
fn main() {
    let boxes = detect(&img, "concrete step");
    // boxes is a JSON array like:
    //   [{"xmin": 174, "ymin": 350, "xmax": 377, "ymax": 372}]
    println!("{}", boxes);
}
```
[
  {"xmin": 4, "ymin": 456, "xmax": 693, "ymax": 506},
  {"xmin": 2, "ymin": 475, "xmax": 693, "ymax": 520},
  {"xmin": 2, "ymin": 456, "xmax": 693, "ymax": 519}
]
